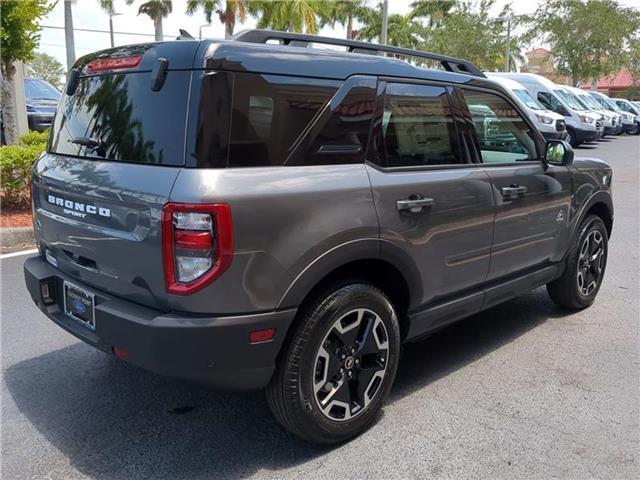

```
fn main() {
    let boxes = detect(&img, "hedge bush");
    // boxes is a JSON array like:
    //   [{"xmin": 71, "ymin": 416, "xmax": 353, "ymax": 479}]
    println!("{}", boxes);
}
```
[{"xmin": 1, "ymin": 131, "xmax": 48, "ymax": 208}]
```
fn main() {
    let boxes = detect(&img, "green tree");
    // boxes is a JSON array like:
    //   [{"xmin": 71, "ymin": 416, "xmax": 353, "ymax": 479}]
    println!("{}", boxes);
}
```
[
  {"xmin": 0, "ymin": 0, "xmax": 53, "ymax": 145},
  {"xmin": 186, "ymin": 0, "xmax": 248, "ymax": 39},
  {"xmin": 410, "ymin": 0, "xmax": 455, "ymax": 27},
  {"xmin": 357, "ymin": 3, "xmax": 427, "ymax": 48},
  {"xmin": 318, "ymin": 0, "xmax": 368, "ymax": 40},
  {"xmin": 128, "ymin": 0, "xmax": 173, "ymax": 41},
  {"xmin": 26, "ymin": 52, "xmax": 66, "ymax": 90},
  {"xmin": 422, "ymin": 0, "xmax": 523, "ymax": 71},
  {"xmin": 526, "ymin": 0, "xmax": 640, "ymax": 86},
  {"xmin": 249, "ymin": 0, "xmax": 326, "ymax": 34}
]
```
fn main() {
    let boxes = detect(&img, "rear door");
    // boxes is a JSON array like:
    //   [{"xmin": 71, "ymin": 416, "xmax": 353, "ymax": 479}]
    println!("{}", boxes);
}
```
[
  {"xmin": 34, "ymin": 52, "xmax": 193, "ymax": 310},
  {"xmin": 455, "ymin": 86, "xmax": 572, "ymax": 281},
  {"xmin": 367, "ymin": 80, "xmax": 494, "ymax": 333}
]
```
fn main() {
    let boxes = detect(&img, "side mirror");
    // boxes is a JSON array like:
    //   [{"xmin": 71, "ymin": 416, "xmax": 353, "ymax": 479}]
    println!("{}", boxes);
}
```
[
  {"xmin": 545, "ymin": 139, "xmax": 574, "ymax": 167},
  {"xmin": 556, "ymin": 105, "xmax": 570, "ymax": 116}
]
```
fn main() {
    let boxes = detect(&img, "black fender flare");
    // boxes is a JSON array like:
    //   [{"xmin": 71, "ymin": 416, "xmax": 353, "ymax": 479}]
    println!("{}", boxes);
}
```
[
  {"xmin": 571, "ymin": 190, "xmax": 613, "ymax": 242},
  {"xmin": 276, "ymin": 238, "xmax": 422, "ymax": 310}
]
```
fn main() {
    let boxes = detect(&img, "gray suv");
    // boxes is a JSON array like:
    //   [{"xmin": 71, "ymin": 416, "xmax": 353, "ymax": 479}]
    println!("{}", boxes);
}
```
[{"xmin": 24, "ymin": 31, "xmax": 613, "ymax": 444}]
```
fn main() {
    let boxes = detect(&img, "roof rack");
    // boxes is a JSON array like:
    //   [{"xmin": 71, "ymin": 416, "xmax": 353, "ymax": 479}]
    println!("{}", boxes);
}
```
[{"xmin": 232, "ymin": 29, "xmax": 485, "ymax": 78}]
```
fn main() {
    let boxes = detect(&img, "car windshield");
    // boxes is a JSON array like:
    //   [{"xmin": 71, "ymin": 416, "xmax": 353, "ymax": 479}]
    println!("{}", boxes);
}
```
[
  {"xmin": 577, "ymin": 93, "xmax": 601, "ymax": 110},
  {"xmin": 591, "ymin": 94, "xmax": 617, "ymax": 111},
  {"xmin": 554, "ymin": 89, "xmax": 585, "ymax": 111},
  {"xmin": 513, "ymin": 89, "xmax": 544, "ymax": 110},
  {"xmin": 24, "ymin": 78, "xmax": 60, "ymax": 101}
]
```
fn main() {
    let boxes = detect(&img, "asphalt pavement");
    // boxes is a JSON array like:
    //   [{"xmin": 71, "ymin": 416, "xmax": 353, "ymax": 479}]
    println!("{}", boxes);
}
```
[{"xmin": 2, "ymin": 135, "xmax": 639, "ymax": 480}]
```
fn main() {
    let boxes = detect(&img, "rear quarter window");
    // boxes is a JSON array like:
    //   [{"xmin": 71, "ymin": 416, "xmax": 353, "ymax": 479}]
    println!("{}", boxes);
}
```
[{"xmin": 49, "ymin": 71, "xmax": 190, "ymax": 166}]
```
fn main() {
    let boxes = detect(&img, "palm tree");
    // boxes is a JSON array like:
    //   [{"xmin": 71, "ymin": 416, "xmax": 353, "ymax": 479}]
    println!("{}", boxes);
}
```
[
  {"xmin": 186, "ymin": 0, "xmax": 248, "ymax": 39},
  {"xmin": 410, "ymin": 0, "xmax": 455, "ymax": 28},
  {"xmin": 318, "ymin": 0, "xmax": 368, "ymax": 40},
  {"xmin": 249, "ymin": 0, "xmax": 326, "ymax": 34},
  {"xmin": 126, "ymin": 0, "xmax": 172, "ymax": 41},
  {"xmin": 358, "ymin": 5, "xmax": 427, "ymax": 49}
]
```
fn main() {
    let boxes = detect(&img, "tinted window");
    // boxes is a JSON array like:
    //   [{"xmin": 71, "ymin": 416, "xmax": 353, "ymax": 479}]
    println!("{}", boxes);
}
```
[
  {"xmin": 288, "ymin": 76, "xmax": 376, "ymax": 166},
  {"xmin": 50, "ymin": 72, "xmax": 190, "ymax": 165},
  {"xmin": 228, "ymin": 73, "xmax": 338, "ymax": 167},
  {"xmin": 379, "ymin": 83, "xmax": 459, "ymax": 168},
  {"xmin": 537, "ymin": 91, "xmax": 563, "ymax": 113},
  {"xmin": 555, "ymin": 89, "xmax": 585, "ymax": 110},
  {"xmin": 461, "ymin": 89, "xmax": 537, "ymax": 164}
]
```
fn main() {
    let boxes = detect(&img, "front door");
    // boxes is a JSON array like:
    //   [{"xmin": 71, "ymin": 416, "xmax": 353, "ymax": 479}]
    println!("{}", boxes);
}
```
[
  {"xmin": 367, "ymin": 81, "xmax": 494, "ymax": 323},
  {"xmin": 456, "ymin": 87, "xmax": 573, "ymax": 282}
]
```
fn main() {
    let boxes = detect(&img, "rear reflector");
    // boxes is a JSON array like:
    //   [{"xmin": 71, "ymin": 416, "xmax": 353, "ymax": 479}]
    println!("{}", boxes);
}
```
[
  {"xmin": 249, "ymin": 329, "xmax": 276, "ymax": 344},
  {"xmin": 175, "ymin": 230, "xmax": 213, "ymax": 250},
  {"xmin": 112, "ymin": 346, "xmax": 131, "ymax": 360},
  {"xmin": 87, "ymin": 56, "xmax": 142, "ymax": 73}
]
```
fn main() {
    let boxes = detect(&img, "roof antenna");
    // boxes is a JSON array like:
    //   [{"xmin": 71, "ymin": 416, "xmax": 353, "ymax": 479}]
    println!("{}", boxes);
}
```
[{"xmin": 177, "ymin": 29, "xmax": 195, "ymax": 40}]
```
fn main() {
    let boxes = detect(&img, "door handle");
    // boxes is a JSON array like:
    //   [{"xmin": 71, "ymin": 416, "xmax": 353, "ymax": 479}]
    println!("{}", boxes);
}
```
[
  {"xmin": 397, "ymin": 196, "xmax": 435, "ymax": 213},
  {"xmin": 501, "ymin": 185, "xmax": 528, "ymax": 198}
]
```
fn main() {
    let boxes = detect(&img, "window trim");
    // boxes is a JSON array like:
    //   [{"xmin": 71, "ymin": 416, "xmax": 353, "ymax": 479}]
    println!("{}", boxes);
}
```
[
  {"xmin": 454, "ymin": 84, "xmax": 546, "ymax": 168},
  {"xmin": 367, "ymin": 78, "xmax": 467, "ymax": 173}
]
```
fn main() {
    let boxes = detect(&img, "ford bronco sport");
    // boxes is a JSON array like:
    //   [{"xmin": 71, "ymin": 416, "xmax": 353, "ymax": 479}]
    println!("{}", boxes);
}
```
[{"xmin": 24, "ymin": 30, "xmax": 613, "ymax": 444}]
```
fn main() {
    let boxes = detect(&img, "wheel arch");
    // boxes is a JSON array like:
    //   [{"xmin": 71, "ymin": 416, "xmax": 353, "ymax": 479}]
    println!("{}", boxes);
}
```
[
  {"xmin": 573, "ymin": 191, "xmax": 613, "ymax": 240},
  {"xmin": 276, "ymin": 239, "xmax": 421, "ymax": 340}
]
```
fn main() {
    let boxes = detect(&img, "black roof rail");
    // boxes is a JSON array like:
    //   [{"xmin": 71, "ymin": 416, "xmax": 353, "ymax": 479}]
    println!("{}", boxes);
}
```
[{"xmin": 232, "ymin": 29, "xmax": 486, "ymax": 78}]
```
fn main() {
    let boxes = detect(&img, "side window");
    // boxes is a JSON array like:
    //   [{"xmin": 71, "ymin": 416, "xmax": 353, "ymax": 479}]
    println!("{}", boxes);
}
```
[
  {"xmin": 538, "ymin": 91, "xmax": 560, "ymax": 112},
  {"xmin": 461, "ymin": 89, "xmax": 538, "ymax": 164},
  {"xmin": 288, "ymin": 76, "xmax": 376, "ymax": 166},
  {"xmin": 228, "ymin": 73, "xmax": 338, "ymax": 167},
  {"xmin": 380, "ymin": 83, "xmax": 459, "ymax": 168}
]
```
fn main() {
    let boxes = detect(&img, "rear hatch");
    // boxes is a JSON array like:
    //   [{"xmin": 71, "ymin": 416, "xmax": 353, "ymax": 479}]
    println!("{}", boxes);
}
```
[{"xmin": 33, "ymin": 43, "xmax": 197, "ymax": 310}]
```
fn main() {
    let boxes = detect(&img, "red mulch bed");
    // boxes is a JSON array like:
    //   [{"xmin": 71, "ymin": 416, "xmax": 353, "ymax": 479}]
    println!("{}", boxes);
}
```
[{"xmin": 1, "ymin": 206, "xmax": 33, "ymax": 228}]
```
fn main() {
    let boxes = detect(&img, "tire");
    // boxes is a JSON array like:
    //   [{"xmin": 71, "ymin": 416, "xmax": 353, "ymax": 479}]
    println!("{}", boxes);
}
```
[
  {"xmin": 566, "ymin": 128, "xmax": 579, "ymax": 148},
  {"xmin": 266, "ymin": 282, "xmax": 401, "ymax": 444},
  {"xmin": 547, "ymin": 214, "xmax": 608, "ymax": 309}
]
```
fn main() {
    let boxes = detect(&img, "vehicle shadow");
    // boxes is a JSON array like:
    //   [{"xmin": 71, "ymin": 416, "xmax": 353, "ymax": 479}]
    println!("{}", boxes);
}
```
[{"xmin": 4, "ymin": 289, "xmax": 572, "ymax": 479}]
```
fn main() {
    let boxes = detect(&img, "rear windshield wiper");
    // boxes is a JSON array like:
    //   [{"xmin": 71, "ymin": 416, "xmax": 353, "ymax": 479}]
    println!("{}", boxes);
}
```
[{"xmin": 69, "ymin": 137, "xmax": 107, "ymax": 156}]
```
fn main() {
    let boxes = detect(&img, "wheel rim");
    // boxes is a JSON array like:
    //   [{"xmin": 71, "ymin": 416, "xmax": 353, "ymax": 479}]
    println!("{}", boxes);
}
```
[
  {"xmin": 313, "ymin": 308, "xmax": 389, "ymax": 422},
  {"xmin": 577, "ymin": 230, "xmax": 605, "ymax": 296},
  {"xmin": 566, "ymin": 132, "xmax": 572, "ymax": 145}
]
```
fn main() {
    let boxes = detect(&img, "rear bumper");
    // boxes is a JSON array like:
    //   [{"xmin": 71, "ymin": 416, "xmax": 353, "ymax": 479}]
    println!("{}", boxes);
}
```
[{"xmin": 24, "ymin": 256, "xmax": 296, "ymax": 390}]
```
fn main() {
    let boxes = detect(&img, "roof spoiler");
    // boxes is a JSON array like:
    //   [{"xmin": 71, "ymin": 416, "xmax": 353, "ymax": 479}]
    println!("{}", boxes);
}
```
[{"xmin": 232, "ymin": 29, "xmax": 485, "ymax": 78}]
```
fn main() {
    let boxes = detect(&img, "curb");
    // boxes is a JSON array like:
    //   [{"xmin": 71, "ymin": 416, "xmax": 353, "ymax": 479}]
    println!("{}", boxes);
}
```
[{"xmin": 1, "ymin": 227, "xmax": 35, "ymax": 249}]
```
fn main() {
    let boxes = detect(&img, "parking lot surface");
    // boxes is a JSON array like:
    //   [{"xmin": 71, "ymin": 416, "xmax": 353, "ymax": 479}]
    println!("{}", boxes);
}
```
[{"xmin": 2, "ymin": 135, "xmax": 639, "ymax": 480}]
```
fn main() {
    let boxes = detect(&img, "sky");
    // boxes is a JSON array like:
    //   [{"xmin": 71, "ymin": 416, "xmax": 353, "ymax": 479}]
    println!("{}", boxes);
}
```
[{"xmin": 39, "ymin": 0, "xmax": 640, "ymax": 70}]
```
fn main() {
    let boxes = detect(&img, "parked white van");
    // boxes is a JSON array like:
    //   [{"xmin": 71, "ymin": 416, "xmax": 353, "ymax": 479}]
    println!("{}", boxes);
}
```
[
  {"xmin": 613, "ymin": 98, "xmax": 640, "ymax": 134},
  {"xmin": 489, "ymin": 73, "xmax": 602, "ymax": 147},
  {"xmin": 588, "ymin": 91, "xmax": 636, "ymax": 134},
  {"xmin": 559, "ymin": 86, "xmax": 622, "ymax": 136},
  {"xmin": 486, "ymin": 74, "xmax": 567, "ymax": 141}
]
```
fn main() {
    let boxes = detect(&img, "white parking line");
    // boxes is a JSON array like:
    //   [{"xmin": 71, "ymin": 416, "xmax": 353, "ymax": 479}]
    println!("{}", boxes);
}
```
[{"xmin": 0, "ymin": 248, "xmax": 38, "ymax": 260}]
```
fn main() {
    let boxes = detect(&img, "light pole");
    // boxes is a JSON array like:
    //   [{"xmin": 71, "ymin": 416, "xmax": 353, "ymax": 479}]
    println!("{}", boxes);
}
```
[
  {"xmin": 380, "ymin": 0, "xmax": 389, "ymax": 45},
  {"xmin": 109, "ymin": 12, "xmax": 122, "ymax": 48},
  {"xmin": 504, "ymin": 16, "xmax": 512, "ymax": 72},
  {"xmin": 199, "ymin": 24, "xmax": 211, "ymax": 40}
]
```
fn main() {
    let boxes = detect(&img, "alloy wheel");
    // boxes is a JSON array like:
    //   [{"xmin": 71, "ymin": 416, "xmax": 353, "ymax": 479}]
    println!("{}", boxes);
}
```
[
  {"xmin": 313, "ymin": 308, "xmax": 389, "ymax": 422},
  {"xmin": 577, "ymin": 230, "xmax": 605, "ymax": 296}
]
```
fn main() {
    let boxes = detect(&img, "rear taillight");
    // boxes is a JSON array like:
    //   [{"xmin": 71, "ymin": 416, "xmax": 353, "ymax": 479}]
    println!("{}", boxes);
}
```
[{"xmin": 162, "ymin": 203, "xmax": 233, "ymax": 295}]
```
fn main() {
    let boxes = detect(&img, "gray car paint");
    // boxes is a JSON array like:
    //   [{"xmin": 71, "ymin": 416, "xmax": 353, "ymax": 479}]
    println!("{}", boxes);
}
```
[{"xmin": 30, "ymin": 72, "xmax": 613, "ymax": 345}]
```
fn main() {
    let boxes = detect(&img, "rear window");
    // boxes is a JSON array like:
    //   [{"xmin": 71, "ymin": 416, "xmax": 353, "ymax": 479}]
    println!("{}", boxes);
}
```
[{"xmin": 49, "ymin": 71, "xmax": 190, "ymax": 166}]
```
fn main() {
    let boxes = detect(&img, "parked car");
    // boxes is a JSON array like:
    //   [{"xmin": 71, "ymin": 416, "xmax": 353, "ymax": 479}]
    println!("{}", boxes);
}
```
[
  {"xmin": 561, "ymin": 86, "xmax": 622, "ymax": 136},
  {"xmin": 24, "ymin": 31, "xmax": 614, "ymax": 444},
  {"xmin": 486, "ymin": 74, "xmax": 567, "ymax": 140},
  {"xmin": 612, "ymin": 98, "xmax": 640, "ymax": 134},
  {"xmin": 587, "ymin": 90, "xmax": 636, "ymax": 134},
  {"xmin": 24, "ymin": 77, "xmax": 60, "ymax": 132},
  {"xmin": 490, "ymin": 73, "xmax": 602, "ymax": 147}
]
